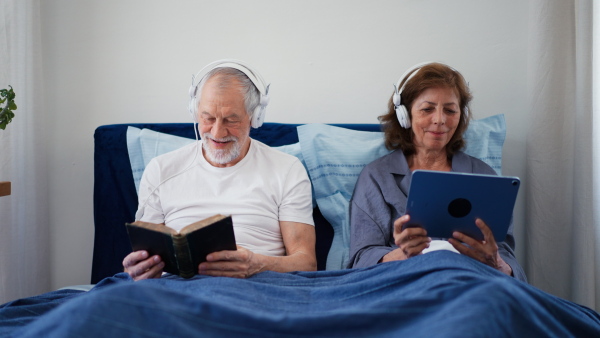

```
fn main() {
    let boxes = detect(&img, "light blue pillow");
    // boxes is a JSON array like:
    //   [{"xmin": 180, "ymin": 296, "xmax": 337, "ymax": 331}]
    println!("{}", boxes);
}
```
[
  {"xmin": 298, "ymin": 114, "xmax": 506, "ymax": 270},
  {"xmin": 463, "ymin": 114, "xmax": 506, "ymax": 175},
  {"xmin": 126, "ymin": 127, "xmax": 195, "ymax": 192}
]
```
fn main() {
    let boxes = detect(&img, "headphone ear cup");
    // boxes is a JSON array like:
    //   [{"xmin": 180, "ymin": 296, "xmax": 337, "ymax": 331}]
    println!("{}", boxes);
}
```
[
  {"xmin": 260, "ymin": 93, "xmax": 270, "ymax": 107},
  {"xmin": 189, "ymin": 96, "xmax": 198, "ymax": 122},
  {"xmin": 251, "ymin": 105, "xmax": 264, "ymax": 128},
  {"xmin": 396, "ymin": 105, "xmax": 411, "ymax": 129},
  {"xmin": 188, "ymin": 84, "xmax": 198, "ymax": 122},
  {"xmin": 188, "ymin": 83, "xmax": 196, "ymax": 99},
  {"xmin": 250, "ymin": 93, "xmax": 269, "ymax": 128},
  {"xmin": 392, "ymin": 84, "xmax": 410, "ymax": 128},
  {"xmin": 392, "ymin": 91, "xmax": 401, "ymax": 106}
]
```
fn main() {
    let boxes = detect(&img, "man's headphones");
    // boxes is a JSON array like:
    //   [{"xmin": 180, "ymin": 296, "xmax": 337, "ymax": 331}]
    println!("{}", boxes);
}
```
[
  {"xmin": 392, "ymin": 62, "xmax": 469, "ymax": 129},
  {"xmin": 188, "ymin": 59, "xmax": 271, "ymax": 129}
]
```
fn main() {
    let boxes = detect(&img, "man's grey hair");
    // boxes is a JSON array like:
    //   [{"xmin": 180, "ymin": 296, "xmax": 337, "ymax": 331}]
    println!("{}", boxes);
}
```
[{"xmin": 195, "ymin": 67, "xmax": 260, "ymax": 118}]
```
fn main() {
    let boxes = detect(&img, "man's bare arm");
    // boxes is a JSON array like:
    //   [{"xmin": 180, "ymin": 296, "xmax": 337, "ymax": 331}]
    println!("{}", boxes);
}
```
[{"xmin": 198, "ymin": 221, "xmax": 317, "ymax": 277}]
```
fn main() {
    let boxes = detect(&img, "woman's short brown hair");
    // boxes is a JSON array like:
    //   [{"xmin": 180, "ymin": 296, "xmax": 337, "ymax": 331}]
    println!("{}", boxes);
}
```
[{"xmin": 379, "ymin": 63, "xmax": 472, "ymax": 157}]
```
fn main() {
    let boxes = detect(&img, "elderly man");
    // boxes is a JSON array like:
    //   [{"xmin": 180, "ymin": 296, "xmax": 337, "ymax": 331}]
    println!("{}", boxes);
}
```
[{"xmin": 123, "ymin": 60, "xmax": 316, "ymax": 280}]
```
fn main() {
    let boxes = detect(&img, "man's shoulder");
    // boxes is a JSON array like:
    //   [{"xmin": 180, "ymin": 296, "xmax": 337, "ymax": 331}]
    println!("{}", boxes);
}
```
[
  {"xmin": 146, "ymin": 142, "xmax": 199, "ymax": 171},
  {"xmin": 155, "ymin": 142, "xmax": 198, "ymax": 162},
  {"xmin": 251, "ymin": 139, "xmax": 301, "ymax": 164}
]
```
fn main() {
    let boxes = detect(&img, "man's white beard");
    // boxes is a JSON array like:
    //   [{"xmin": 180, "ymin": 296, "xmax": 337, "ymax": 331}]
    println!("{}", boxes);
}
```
[{"xmin": 201, "ymin": 133, "xmax": 243, "ymax": 165}]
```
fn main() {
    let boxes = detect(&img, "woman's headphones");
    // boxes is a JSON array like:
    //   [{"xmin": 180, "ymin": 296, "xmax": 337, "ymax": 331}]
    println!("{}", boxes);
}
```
[
  {"xmin": 392, "ymin": 62, "xmax": 469, "ymax": 129},
  {"xmin": 188, "ymin": 59, "xmax": 271, "ymax": 129}
]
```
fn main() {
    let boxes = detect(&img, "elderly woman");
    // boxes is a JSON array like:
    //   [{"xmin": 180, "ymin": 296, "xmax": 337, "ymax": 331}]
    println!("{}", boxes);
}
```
[{"xmin": 348, "ymin": 62, "xmax": 526, "ymax": 282}]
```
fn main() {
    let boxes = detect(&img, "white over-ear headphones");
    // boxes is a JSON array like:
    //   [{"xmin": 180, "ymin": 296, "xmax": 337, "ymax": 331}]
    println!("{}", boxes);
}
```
[
  {"xmin": 188, "ymin": 59, "xmax": 271, "ymax": 129},
  {"xmin": 392, "ymin": 62, "xmax": 469, "ymax": 129}
]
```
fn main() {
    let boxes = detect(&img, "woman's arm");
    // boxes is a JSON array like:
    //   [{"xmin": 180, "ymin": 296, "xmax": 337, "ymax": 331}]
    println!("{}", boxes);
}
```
[{"xmin": 348, "ymin": 199, "xmax": 395, "ymax": 268}]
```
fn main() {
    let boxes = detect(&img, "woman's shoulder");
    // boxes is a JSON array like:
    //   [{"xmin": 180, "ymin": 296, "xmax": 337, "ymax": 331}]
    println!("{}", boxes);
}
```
[
  {"xmin": 355, "ymin": 151, "xmax": 409, "ymax": 194},
  {"xmin": 362, "ymin": 149, "xmax": 408, "ymax": 175}
]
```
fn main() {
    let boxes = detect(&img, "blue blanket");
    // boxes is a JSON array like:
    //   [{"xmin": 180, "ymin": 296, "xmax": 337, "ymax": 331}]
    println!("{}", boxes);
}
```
[{"xmin": 2, "ymin": 251, "xmax": 599, "ymax": 337}]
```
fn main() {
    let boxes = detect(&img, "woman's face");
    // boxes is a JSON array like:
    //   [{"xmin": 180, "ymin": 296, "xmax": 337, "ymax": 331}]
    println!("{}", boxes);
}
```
[{"xmin": 410, "ymin": 86, "xmax": 461, "ymax": 153}]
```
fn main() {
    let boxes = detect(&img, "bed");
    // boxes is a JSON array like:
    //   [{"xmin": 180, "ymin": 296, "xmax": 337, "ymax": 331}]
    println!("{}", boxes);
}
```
[{"xmin": 1, "ymin": 118, "xmax": 599, "ymax": 337}]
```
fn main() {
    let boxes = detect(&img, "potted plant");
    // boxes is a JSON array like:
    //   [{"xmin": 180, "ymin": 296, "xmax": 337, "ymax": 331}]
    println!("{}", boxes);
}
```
[
  {"xmin": 0, "ymin": 86, "xmax": 16, "ymax": 130},
  {"xmin": 0, "ymin": 86, "xmax": 16, "ymax": 196}
]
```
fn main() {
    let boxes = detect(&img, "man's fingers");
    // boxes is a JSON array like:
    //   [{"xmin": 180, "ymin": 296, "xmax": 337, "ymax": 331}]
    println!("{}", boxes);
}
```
[
  {"xmin": 206, "ymin": 249, "xmax": 243, "ymax": 262},
  {"xmin": 123, "ymin": 250, "xmax": 148, "ymax": 268},
  {"xmin": 198, "ymin": 261, "xmax": 249, "ymax": 278},
  {"xmin": 135, "ymin": 261, "xmax": 165, "ymax": 280},
  {"xmin": 125, "ymin": 254, "xmax": 162, "ymax": 280}
]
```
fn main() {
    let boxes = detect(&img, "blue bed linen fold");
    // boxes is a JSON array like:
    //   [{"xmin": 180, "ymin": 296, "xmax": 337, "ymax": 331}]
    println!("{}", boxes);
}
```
[
  {"xmin": 0, "ymin": 273, "xmax": 126, "ymax": 336},
  {"xmin": 3, "ymin": 251, "xmax": 599, "ymax": 337}
]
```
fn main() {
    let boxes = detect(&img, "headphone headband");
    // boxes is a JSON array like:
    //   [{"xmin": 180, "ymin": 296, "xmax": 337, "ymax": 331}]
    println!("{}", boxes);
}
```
[
  {"xmin": 188, "ymin": 59, "xmax": 270, "ymax": 128},
  {"xmin": 190, "ymin": 59, "xmax": 270, "ymax": 97},
  {"xmin": 394, "ymin": 61, "xmax": 435, "ymax": 94},
  {"xmin": 392, "ymin": 61, "xmax": 469, "ymax": 129}
]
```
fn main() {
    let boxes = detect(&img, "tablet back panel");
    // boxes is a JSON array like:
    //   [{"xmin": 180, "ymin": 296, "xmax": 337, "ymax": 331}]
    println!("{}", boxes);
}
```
[{"xmin": 405, "ymin": 170, "xmax": 520, "ymax": 241}]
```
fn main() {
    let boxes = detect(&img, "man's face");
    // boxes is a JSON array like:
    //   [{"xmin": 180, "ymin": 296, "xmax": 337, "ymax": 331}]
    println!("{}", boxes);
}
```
[{"xmin": 196, "ymin": 75, "xmax": 252, "ymax": 167}]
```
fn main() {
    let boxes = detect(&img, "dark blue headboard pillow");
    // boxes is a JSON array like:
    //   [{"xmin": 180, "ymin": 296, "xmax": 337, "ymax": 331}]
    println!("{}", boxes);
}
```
[{"xmin": 92, "ymin": 122, "xmax": 381, "ymax": 283}]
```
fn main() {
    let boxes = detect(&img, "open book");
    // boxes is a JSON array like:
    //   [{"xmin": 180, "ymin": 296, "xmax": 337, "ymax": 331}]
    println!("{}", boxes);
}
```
[{"xmin": 125, "ymin": 214, "xmax": 237, "ymax": 278}]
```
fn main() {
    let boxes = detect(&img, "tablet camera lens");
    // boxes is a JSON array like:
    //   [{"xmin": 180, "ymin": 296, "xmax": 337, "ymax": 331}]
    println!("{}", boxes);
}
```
[{"xmin": 448, "ymin": 198, "xmax": 472, "ymax": 218}]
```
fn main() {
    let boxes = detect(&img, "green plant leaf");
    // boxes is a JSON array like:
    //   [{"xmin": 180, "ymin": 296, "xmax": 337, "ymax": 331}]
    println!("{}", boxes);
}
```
[{"xmin": 0, "ymin": 86, "xmax": 16, "ymax": 130}]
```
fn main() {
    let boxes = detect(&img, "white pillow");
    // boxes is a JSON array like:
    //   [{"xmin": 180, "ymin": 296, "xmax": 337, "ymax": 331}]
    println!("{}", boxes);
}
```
[{"xmin": 297, "ymin": 114, "xmax": 507, "ymax": 270}]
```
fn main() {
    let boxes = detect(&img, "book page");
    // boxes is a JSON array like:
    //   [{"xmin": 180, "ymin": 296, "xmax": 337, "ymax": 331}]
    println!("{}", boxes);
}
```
[{"xmin": 129, "ymin": 221, "xmax": 177, "ymax": 235}]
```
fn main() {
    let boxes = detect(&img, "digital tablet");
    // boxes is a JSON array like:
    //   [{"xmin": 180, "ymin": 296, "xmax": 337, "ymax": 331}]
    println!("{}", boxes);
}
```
[{"xmin": 404, "ymin": 170, "xmax": 520, "ymax": 241}]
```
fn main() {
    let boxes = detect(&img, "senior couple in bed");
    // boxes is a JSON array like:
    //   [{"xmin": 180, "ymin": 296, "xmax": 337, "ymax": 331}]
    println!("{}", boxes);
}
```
[{"xmin": 124, "ymin": 59, "xmax": 527, "ymax": 283}]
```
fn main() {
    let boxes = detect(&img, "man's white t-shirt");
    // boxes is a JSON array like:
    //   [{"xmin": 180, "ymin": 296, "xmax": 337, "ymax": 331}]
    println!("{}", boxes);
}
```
[{"xmin": 136, "ymin": 139, "xmax": 314, "ymax": 257}]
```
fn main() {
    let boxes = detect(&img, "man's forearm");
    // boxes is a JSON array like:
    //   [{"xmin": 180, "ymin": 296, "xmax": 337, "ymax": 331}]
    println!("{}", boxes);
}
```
[{"xmin": 253, "ymin": 250, "xmax": 317, "ymax": 274}]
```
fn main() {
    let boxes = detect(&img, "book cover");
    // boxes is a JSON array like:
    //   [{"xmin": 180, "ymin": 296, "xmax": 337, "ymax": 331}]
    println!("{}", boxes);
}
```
[{"xmin": 125, "ymin": 214, "xmax": 237, "ymax": 278}]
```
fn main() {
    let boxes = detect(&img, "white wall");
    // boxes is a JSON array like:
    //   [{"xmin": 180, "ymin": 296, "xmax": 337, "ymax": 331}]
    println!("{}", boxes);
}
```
[{"xmin": 41, "ymin": 0, "xmax": 529, "ymax": 289}]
